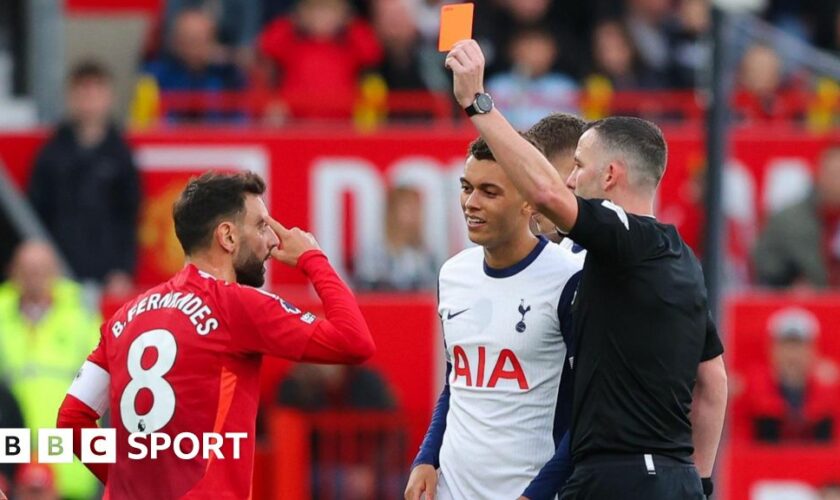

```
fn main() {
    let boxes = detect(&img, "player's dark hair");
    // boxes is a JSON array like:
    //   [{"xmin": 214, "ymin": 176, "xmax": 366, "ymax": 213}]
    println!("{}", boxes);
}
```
[
  {"xmin": 526, "ymin": 113, "xmax": 586, "ymax": 160},
  {"xmin": 173, "ymin": 171, "xmax": 266, "ymax": 255},
  {"xmin": 585, "ymin": 116, "xmax": 667, "ymax": 189},
  {"xmin": 68, "ymin": 60, "xmax": 111, "ymax": 86},
  {"xmin": 468, "ymin": 133, "xmax": 541, "ymax": 162}
]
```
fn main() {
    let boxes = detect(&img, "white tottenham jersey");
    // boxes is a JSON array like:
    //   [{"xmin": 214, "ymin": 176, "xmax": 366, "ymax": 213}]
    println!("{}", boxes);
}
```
[{"xmin": 436, "ymin": 239, "xmax": 582, "ymax": 499}]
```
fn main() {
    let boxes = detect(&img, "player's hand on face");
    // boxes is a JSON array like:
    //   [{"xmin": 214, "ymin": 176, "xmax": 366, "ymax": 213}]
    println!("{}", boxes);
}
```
[
  {"xmin": 266, "ymin": 216, "xmax": 320, "ymax": 267},
  {"xmin": 445, "ymin": 40, "xmax": 486, "ymax": 108},
  {"xmin": 405, "ymin": 464, "xmax": 437, "ymax": 500}
]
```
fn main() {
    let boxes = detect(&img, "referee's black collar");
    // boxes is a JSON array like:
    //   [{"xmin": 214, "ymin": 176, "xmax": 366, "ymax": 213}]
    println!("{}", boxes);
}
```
[{"xmin": 483, "ymin": 236, "xmax": 549, "ymax": 278}]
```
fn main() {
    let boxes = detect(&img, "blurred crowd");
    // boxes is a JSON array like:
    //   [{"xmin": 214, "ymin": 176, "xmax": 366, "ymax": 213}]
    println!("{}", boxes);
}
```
[{"xmin": 119, "ymin": 0, "xmax": 840, "ymax": 127}]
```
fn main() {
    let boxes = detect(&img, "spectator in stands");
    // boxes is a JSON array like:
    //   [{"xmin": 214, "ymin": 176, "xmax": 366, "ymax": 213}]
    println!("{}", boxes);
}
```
[
  {"xmin": 753, "ymin": 145, "xmax": 840, "ymax": 288},
  {"xmin": 668, "ymin": 0, "xmax": 711, "ymax": 88},
  {"xmin": 0, "ymin": 241, "xmax": 100, "ymax": 499},
  {"xmin": 486, "ymin": 27, "xmax": 579, "ymax": 129},
  {"xmin": 623, "ymin": 0, "xmax": 672, "ymax": 76},
  {"xmin": 13, "ymin": 464, "xmax": 57, "ymax": 500},
  {"xmin": 371, "ymin": 0, "xmax": 427, "ymax": 92},
  {"xmin": 736, "ymin": 43, "xmax": 788, "ymax": 122},
  {"xmin": 259, "ymin": 0, "xmax": 382, "ymax": 121},
  {"xmin": 740, "ymin": 307, "xmax": 837, "ymax": 444},
  {"xmin": 356, "ymin": 186, "xmax": 438, "ymax": 291},
  {"xmin": 475, "ymin": 0, "xmax": 583, "ymax": 78},
  {"xmin": 143, "ymin": 8, "xmax": 246, "ymax": 123},
  {"xmin": 28, "ymin": 61, "xmax": 139, "ymax": 294},
  {"xmin": 163, "ymin": 0, "xmax": 260, "ymax": 69},
  {"xmin": 587, "ymin": 19, "xmax": 662, "ymax": 91}
]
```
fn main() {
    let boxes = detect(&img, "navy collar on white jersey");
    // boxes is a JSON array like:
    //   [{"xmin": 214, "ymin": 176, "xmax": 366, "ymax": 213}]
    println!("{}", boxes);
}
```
[{"xmin": 483, "ymin": 235, "xmax": 549, "ymax": 278}]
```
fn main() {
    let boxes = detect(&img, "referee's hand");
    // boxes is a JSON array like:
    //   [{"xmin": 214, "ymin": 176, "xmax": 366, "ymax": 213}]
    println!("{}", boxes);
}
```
[
  {"xmin": 445, "ymin": 40, "xmax": 487, "ymax": 109},
  {"xmin": 405, "ymin": 464, "xmax": 437, "ymax": 500}
]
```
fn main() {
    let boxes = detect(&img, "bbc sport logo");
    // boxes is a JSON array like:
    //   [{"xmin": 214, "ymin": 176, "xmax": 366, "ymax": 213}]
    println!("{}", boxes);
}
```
[{"xmin": 0, "ymin": 429, "xmax": 247, "ymax": 463}]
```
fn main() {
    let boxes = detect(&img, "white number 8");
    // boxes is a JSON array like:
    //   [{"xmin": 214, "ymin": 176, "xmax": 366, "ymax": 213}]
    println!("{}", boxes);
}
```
[{"xmin": 120, "ymin": 329, "xmax": 177, "ymax": 434}]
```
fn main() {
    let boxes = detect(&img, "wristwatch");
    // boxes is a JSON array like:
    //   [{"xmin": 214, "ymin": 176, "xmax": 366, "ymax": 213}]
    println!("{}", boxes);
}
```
[{"xmin": 464, "ymin": 93, "xmax": 494, "ymax": 117}]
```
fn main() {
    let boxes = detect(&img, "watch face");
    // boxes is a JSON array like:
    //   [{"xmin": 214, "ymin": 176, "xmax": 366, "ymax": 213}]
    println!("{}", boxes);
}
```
[{"xmin": 475, "ymin": 94, "xmax": 493, "ymax": 113}]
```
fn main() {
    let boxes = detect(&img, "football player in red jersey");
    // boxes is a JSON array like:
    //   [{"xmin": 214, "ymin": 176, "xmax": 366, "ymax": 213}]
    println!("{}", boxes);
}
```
[{"xmin": 57, "ymin": 171, "xmax": 375, "ymax": 499}]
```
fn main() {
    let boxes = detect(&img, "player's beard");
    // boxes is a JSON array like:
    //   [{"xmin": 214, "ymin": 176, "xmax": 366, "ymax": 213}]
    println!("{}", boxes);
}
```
[{"xmin": 234, "ymin": 248, "xmax": 266, "ymax": 287}]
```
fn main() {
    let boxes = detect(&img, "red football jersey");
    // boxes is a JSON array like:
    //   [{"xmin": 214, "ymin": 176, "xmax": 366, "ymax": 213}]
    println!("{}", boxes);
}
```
[{"xmin": 84, "ymin": 254, "xmax": 365, "ymax": 499}]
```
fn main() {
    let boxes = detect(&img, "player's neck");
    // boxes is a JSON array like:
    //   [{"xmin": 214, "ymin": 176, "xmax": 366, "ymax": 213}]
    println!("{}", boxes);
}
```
[
  {"xmin": 484, "ymin": 233, "xmax": 540, "ymax": 270},
  {"xmin": 185, "ymin": 252, "xmax": 236, "ymax": 283}
]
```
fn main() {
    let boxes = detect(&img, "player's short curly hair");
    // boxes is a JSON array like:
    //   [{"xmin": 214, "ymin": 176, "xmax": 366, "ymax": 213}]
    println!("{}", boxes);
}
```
[
  {"xmin": 468, "ymin": 133, "xmax": 542, "ymax": 162},
  {"xmin": 526, "ymin": 113, "xmax": 586, "ymax": 160},
  {"xmin": 173, "ymin": 171, "xmax": 266, "ymax": 255}
]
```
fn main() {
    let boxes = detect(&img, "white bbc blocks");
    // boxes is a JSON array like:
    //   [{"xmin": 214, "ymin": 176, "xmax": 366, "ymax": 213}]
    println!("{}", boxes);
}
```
[
  {"xmin": 0, "ymin": 429, "xmax": 31, "ymax": 463},
  {"xmin": 38, "ymin": 429, "xmax": 73, "ymax": 464},
  {"xmin": 81, "ymin": 428, "xmax": 117, "ymax": 464}
]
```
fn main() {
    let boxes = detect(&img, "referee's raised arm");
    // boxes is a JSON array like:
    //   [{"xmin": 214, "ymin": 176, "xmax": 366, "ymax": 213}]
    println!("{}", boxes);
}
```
[{"xmin": 445, "ymin": 40, "xmax": 579, "ymax": 233}]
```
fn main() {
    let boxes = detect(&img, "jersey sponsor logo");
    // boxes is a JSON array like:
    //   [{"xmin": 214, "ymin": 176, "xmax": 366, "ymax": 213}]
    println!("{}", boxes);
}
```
[
  {"xmin": 300, "ymin": 312, "xmax": 316, "ymax": 324},
  {"xmin": 451, "ymin": 345, "xmax": 529, "ymax": 390},
  {"xmin": 516, "ymin": 299, "xmax": 531, "ymax": 333},
  {"xmin": 601, "ymin": 200, "xmax": 630, "ymax": 230},
  {"xmin": 446, "ymin": 308, "xmax": 469, "ymax": 320}
]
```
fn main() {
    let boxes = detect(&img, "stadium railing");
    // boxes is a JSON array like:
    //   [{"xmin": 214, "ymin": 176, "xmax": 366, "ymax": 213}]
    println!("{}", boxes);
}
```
[{"xmin": 149, "ymin": 88, "xmax": 840, "ymax": 128}]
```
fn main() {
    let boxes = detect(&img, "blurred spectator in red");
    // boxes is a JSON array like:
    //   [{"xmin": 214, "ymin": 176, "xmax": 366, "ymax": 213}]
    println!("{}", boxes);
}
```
[
  {"xmin": 587, "ymin": 20, "xmax": 662, "ymax": 90},
  {"xmin": 371, "ymin": 0, "xmax": 427, "ymax": 92},
  {"xmin": 13, "ymin": 464, "xmax": 57, "ymax": 500},
  {"xmin": 163, "ymin": 0, "xmax": 260, "ymax": 69},
  {"xmin": 142, "ymin": 8, "xmax": 246, "ymax": 124},
  {"xmin": 667, "ymin": 0, "xmax": 711, "ymax": 88},
  {"xmin": 356, "ymin": 186, "xmax": 438, "ymax": 291},
  {"xmin": 735, "ymin": 43, "xmax": 792, "ymax": 122},
  {"xmin": 486, "ymin": 27, "xmax": 579, "ymax": 129},
  {"xmin": 740, "ymin": 308, "xmax": 838, "ymax": 444},
  {"xmin": 27, "ymin": 61, "xmax": 139, "ymax": 294},
  {"xmin": 259, "ymin": 0, "xmax": 382, "ymax": 122},
  {"xmin": 753, "ymin": 145, "xmax": 840, "ymax": 288}
]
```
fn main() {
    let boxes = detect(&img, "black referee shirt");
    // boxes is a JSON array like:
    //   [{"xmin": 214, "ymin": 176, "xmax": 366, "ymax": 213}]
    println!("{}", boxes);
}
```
[{"xmin": 567, "ymin": 197, "xmax": 724, "ymax": 462}]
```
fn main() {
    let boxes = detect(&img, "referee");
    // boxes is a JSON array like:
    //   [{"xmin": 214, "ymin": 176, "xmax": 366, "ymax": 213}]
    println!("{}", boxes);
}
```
[{"xmin": 446, "ymin": 40, "xmax": 728, "ymax": 499}]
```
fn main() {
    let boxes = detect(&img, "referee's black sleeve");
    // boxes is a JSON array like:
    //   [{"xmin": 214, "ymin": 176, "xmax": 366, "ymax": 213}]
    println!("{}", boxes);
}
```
[
  {"xmin": 702, "ymin": 312, "xmax": 725, "ymax": 361},
  {"xmin": 567, "ymin": 197, "xmax": 650, "ymax": 265}
]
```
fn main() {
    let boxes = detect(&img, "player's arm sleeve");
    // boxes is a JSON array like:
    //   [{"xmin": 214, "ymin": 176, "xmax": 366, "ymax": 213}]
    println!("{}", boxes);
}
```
[
  {"xmin": 567, "ymin": 197, "xmax": 649, "ymax": 265},
  {"xmin": 702, "ymin": 311, "xmax": 725, "ymax": 361},
  {"xmin": 57, "ymin": 337, "xmax": 111, "ymax": 484},
  {"xmin": 522, "ymin": 431, "xmax": 573, "ymax": 500},
  {"xmin": 229, "ymin": 250, "xmax": 375, "ymax": 363},
  {"xmin": 412, "ymin": 362, "xmax": 451, "ymax": 469}
]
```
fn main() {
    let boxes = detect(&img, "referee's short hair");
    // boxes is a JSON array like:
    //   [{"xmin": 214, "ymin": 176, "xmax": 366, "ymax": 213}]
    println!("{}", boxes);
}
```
[
  {"xmin": 526, "ymin": 113, "xmax": 586, "ymax": 160},
  {"xmin": 585, "ymin": 116, "xmax": 667, "ymax": 190}
]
